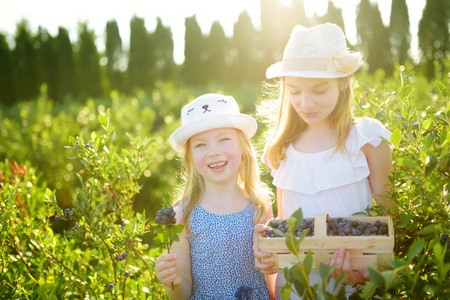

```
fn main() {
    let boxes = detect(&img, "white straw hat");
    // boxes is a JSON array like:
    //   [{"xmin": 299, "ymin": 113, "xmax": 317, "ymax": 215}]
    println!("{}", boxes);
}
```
[
  {"xmin": 169, "ymin": 93, "xmax": 257, "ymax": 153},
  {"xmin": 266, "ymin": 23, "xmax": 363, "ymax": 79}
]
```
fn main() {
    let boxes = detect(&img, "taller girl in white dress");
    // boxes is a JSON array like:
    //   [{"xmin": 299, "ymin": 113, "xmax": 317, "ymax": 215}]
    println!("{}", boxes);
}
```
[{"xmin": 253, "ymin": 23, "xmax": 395, "ymax": 299}]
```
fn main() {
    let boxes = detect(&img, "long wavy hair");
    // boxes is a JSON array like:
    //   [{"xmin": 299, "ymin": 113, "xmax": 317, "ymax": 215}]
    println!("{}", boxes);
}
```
[
  {"xmin": 258, "ymin": 76, "xmax": 355, "ymax": 169},
  {"xmin": 174, "ymin": 129, "xmax": 273, "ymax": 235}
]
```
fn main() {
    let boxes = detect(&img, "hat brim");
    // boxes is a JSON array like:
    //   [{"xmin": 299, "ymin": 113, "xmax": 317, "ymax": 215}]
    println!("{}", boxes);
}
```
[
  {"xmin": 169, "ymin": 114, "xmax": 257, "ymax": 153},
  {"xmin": 266, "ymin": 61, "xmax": 359, "ymax": 79}
]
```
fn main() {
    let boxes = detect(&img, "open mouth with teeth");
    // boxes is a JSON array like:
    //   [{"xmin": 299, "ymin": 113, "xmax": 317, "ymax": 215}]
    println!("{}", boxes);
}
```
[{"xmin": 208, "ymin": 161, "xmax": 227, "ymax": 168}]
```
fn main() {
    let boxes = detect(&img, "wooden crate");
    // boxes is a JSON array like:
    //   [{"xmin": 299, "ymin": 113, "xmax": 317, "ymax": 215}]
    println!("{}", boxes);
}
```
[{"xmin": 258, "ymin": 214, "xmax": 394, "ymax": 271}]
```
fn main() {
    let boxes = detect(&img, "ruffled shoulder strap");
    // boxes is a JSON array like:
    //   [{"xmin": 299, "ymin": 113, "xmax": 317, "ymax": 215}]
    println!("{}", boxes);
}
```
[{"xmin": 350, "ymin": 117, "xmax": 392, "ymax": 150}]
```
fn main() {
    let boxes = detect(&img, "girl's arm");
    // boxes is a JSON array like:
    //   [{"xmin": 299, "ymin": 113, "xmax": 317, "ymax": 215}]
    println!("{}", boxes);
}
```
[
  {"xmin": 276, "ymin": 188, "xmax": 283, "ymax": 219},
  {"xmin": 362, "ymin": 140, "xmax": 395, "ymax": 209},
  {"xmin": 155, "ymin": 206, "xmax": 192, "ymax": 300}
]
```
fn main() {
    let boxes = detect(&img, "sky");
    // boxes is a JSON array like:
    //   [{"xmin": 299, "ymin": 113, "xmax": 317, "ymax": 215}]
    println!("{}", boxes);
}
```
[{"xmin": 0, "ymin": 0, "xmax": 426, "ymax": 64}]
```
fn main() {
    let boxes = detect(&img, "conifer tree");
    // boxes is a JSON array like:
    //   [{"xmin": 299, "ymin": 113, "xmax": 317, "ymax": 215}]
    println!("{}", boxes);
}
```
[
  {"xmin": 55, "ymin": 27, "xmax": 77, "ymax": 100},
  {"xmin": 13, "ymin": 20, "xmax": 39, "ymax": 101},
  {"xmin": 36, "ymin": 27, "xmax": 58, "ymax": 101},
  {"xmin": 322, "ymin": 1, "xmax": 345, "ymax": 34},
  {"xmin": 232, "ymin": 11, "xmax": 260, "ymax": 83},
  {"xmin": 356, "ymin": 0, "xmax": 394, "ymax": 76},
  {"xmin": 153, "ymin": 17, "xmax": 175, "ymax": 82},
  {"xmin": 418, "ymin": 0, "xmax": 450, "ymax": 79},
  {"xmin": 204, "ymin": 21, "xmax": 227, "ymax": 84},
  {"xmin": 289, "ymin": 0, "xmax": 309, "ymax": 28},
  {"xmin": 389, "ymin": 0, "xmax": 410, "ymax": 64},
  {"xmin": 106, "ymin": 20, "xmax": 124, "ymax": 92},
  {"xmin": 128, "ymin": 16, "xmax": 153, "ymax": 91},
  {"xmin": 183, "ymin": 15, "xmax": 205, "ymax": 85},
  {"xmin": 260, "ymin": 0, "xmax": 289, "ymax": 69},
  {"xmin": 0, "ymin": 33, "xmax": 16, "ymax": 105},
  {"xmin": 78, "ymin": 23, "xmax": 103, "ymax": 99}
]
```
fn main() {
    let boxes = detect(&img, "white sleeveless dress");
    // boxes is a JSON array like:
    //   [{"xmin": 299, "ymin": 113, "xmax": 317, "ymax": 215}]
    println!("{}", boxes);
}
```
[{"xmin": 265, "ymin": 117, "xmax": 391, "ymax": 299}]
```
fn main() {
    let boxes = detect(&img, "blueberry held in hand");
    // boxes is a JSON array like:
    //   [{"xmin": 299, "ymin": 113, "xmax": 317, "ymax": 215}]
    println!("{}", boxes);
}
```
[{"xmin": 155, "ymin": 205, "xmax": 176, "ymax": 227}]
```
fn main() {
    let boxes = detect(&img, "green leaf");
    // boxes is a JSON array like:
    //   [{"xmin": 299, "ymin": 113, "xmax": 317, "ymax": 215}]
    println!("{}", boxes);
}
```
[
  {"xmin": 382, "ymin": 270, "xmax": 397, "ymax": 290},
  {"xmin": 287, "ymin": 207, "xmax": 303, "ymax": 233},
  {"xmin": 285, "ymin": 233, "xmax": 299, "ymax": 256},
  {"xmin": 390, "ymin": 128, "xmax": 402, "ymax": 148},
  {"xmin": 436, "ymin": 81, "xmax": 448, "ymax": 98},
  {"xmin": 98, "ymin": 112, "xmax": 106, "ymax": 125},
  {"xmin": 368, "ymin": 267, "xmax": 385, "ymax": 291},
  {"xmin": 417, "ymin": 224, "xmax": 443, "ymax": 235},
  {"xmin": 407, "ymin": 239, "xmax": 425, "ymax": 261},
  {"xmin": 318, "ymin": 263, "xmax": 334, "ymax": 281},
  {"xmin": 422, "ymin": 119, "xmax": 432, "ymax": 130},
  {"xmin": 360, "ymin": 282, "xmax": 377, "ymax": 299},
  {"xmin": 303, "ymin": 250, "xmax": 313, "ymax": 275}
]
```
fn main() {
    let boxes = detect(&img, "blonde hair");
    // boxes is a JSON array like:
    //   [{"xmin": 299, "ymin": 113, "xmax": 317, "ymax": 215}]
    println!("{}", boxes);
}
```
[
  {"xmin": 258, "ymin": 77, "xmax": 355, "ymax": 169},
  {"xmin": 174, "ymin": 129, "xmax": 272, "ymax": 235}
]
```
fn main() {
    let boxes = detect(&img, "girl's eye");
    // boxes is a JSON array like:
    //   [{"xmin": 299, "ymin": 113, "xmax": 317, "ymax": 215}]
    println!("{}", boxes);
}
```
[
  {"xmin": 289, "ymin": 89, "xmax": 301, "ymax": 95},
  {"xmin": 220, "ymin": 138, "xmax": 230, "ymax": 142},
  {"xmin": 194, "ymin": 143, "xmax": 206, "ymax": 148},
  {"xmin": 314, "ymin": 89, "xmax": 327, "ymax": 94}
]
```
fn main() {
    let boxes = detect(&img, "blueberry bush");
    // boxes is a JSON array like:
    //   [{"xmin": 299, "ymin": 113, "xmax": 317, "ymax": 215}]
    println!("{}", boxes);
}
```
[{"xmin": 0, "ymin": 66, "xmax": 449, "ymax": 299}]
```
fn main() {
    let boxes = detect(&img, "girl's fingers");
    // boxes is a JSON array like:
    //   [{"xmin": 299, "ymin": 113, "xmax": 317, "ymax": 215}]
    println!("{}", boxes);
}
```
[
  {"xmin": 254, "ymin": 249, "xmax": 272, "ymax": 259},
  {"xmin": 255, "ymin": 260, "xmax": 277, "ymax": 274},
  {"xmin": 343, "ymin": 250, "xmax": 352, "ymax": 273},
  {"xmin": 329, "ymin": 250, "xmax": 339, "ymax": 278}
]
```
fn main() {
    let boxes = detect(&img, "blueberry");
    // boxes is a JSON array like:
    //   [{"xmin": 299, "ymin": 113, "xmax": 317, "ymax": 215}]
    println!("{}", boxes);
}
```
[
  {"xmin": 108, "ymin": 282, "xmax": 114, "ymax": 289},
  {"xmin": 155, "ymin": 205, "xmax": 177, "ymax": 226}
]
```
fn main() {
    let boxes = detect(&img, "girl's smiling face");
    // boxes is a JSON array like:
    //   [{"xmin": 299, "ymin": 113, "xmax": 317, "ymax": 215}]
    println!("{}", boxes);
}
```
[
  {"xmin": 285, "ymin": 76, "xmax": 343, "ymax": 127},
  {"xmin": 188, "ymin": 128, "xmax": 242, "ymax": 186}
]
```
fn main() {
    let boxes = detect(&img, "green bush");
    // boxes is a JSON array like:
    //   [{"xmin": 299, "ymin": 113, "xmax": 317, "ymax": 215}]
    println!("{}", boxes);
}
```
[{"xmin": 0, "ymin": 66, "xmax": 449, "ymax": 299}]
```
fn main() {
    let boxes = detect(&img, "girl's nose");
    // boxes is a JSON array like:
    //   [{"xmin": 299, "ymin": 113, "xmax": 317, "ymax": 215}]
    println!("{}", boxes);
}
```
[
  {"xmin": 208, "ymin": 144, "xmax": 222, "ymax": 157},
  {"xmin": 299, "ymin": 94, "xmax": 314, "ymax": 110}
]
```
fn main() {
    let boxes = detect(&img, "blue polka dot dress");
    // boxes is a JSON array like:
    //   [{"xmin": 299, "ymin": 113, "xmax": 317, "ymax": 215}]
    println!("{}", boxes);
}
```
[{"xmin": 187, "ymin": 203, "xmax": 270, "ymax": 300}]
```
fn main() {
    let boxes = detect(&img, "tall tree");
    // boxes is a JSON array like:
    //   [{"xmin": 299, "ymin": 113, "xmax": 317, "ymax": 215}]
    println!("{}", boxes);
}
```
[
  {"xmin": 35, "ymin": 27, "xmax": 58, "ymax": 101},
  {"xmin": 152, "ymin": 17, "xmax": 175, "ymax": 81},
  {"xmin": 55, "ymin": 27, "xmax": 77, "ymax": 100},
  {"xmin": 78, "ymin": 23, "xmax": 103, "ymax": 99},
  {"xmin": 389, "ymin": 0, "xmax": 410, "ymax": 65},
  {"xmin": 128, "ymin": 16, "xmax": 153, "ymax": 91},
  {"xmin": 0, "ymin": 33, "xmax": 16, "ymax": 105},
  {"xmin": 418, "ymin": 0, "xmax": 450, "ymax": 79},
  {"xmin": 289, "ymin": 0, "xmax": 309, "ymax": 28},
  {"xmin": 183, "ymin": 15, "xmax": 205, "ymax": 85},
  {"xmin": 232, "ymin": 11, "xmax": 260, "ymax": 83},
  {"xmin": 260, "ymin": 0, "xmax": 290, "ymax": 70},
  {"xmin": 13, "ymin": 20, "xmax": 39, "ymax": 101},
  {"xmin": 105, "ymin": 20, "xmax": 124, "ymax": 92},
  {"xmin": 356, "ymin": 0, "xmax": 394, "ymax": 76},
  {"xmin": 321, "ymin": 1, "xmax": 345, "ymax": 34},
  {"xmin": 204, "ymin": 21, "xmax": 227, "ymax": 83}
]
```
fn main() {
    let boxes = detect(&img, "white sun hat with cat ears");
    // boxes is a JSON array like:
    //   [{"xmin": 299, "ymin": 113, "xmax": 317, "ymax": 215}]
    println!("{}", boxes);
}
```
[
  {"xmin": 169, "ymin": 93, "xmax": 257, "ymax": 153},
  {"xmin": 266, "ymin": 23, "xmax": 363, "ymax": 79}
]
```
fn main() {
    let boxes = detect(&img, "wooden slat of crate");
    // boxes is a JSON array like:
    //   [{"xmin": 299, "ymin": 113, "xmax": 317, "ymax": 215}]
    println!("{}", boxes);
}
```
[
  {"xmin": 260, "ymin": 250, "xmax": 393, "ymax": 271},
  {"xmin": 258, "ymin": 214, "xmax": 394, "ymax": 271}
]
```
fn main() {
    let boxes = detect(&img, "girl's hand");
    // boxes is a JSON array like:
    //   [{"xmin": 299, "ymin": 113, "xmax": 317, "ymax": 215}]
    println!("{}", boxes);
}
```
[
  {"xmin": 155, "ymin": 253, "xmax": 182, "ymax": 287},
  {"xmin": 325, "ymin": 248, "xmax": 370, "ymax": 285},
  {"xmin": 253, "ymin": 224, "xmax": 277, "ymax": 275}
]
